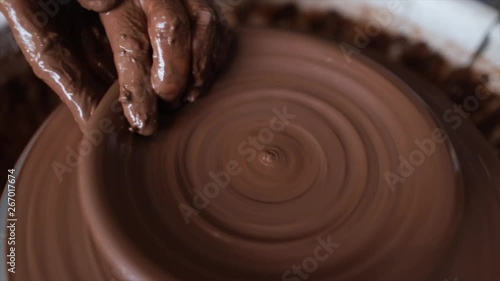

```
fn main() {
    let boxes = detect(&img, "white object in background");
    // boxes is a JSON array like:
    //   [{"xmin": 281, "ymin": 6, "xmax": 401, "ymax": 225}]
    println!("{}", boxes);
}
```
[
  {"xmin": 262, "ymin": 0, "xmax": 499, "ymax": 91},
  {"xmin": 0, "ymin": 0, "xmax": 499, "ymax": 88}
]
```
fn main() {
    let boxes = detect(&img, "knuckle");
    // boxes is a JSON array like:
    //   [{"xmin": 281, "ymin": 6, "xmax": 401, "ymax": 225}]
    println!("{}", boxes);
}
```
[
  {"xmin": 168, "ymin": 14, "xmax": 189, "ymax": 31},
  {"xmin": 151, "ymin": 11, "xmax": 188, "ymax": 32},
  {"xmin": 150, "ymin": 12, "xmax": 190, "ymax": 49},
  {"xmin": 154, "ymin": 81, "xmax": 182, "ymax": 102},
  {"xmin": 117, "ymin": 32, "xmax": 149, "ymax": 58}
]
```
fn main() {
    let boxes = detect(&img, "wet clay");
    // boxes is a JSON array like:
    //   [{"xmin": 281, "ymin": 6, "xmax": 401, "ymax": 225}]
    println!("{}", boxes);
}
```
[
  {"xmin": 6, "ymin": 29, "xmax": 500, "ymax": 281},
  {"xmin": 0, "ymin": 0, "xmax": 231, "ymax": 135},
  {"xmin": 0, "ymin": 0, "xmax": 114, "ymax": 127},
  {"xmin": 2, "ymin": 2, "xmax": 500, "ymax": 190}
]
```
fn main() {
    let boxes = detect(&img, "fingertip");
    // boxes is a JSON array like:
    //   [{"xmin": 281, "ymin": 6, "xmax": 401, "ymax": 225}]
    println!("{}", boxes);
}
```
[
  {"xmin": 124, "ymin": 105, "xmax": 158, "ymax": 136},
  {"xmin": 119, "ymin": 87, "xmax": 159, "ymax": 136},
  {"xmin": 130, "ymin": 118, "xmax": 158, "ymax": 136},
  {"xmin": 151, "ymin": 77, "xmax": 186, "ymax": 103}
]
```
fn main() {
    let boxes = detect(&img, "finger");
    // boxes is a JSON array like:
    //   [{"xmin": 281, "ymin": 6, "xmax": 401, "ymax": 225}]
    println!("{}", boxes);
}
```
[
  {"xmin": 0, "ymin": 0, "xmax": 104, "ymax": 127},
  {"xmin": 78, "ymin": 0, "xmax": 120, "ymax": 12},
  {"xmin": 143, "ymin": 0, "xmax": 191, "ymax": 102},
  {"xmin": 185, "ymin": 0, "xmax": 235, "ymax": 102},
  {"xmin": 182, "ymin": 0, "xmax": 217, "ymax": 102},
  {"xmin": 100, "ymin": 1, "xmax": 158, "ymax": 135}
]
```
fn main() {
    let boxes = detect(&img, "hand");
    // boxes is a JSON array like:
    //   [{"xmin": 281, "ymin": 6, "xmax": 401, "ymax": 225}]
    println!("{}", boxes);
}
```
[{"xmin": 1, "ymin": 0, "xmax": 232, "ymax": 135}]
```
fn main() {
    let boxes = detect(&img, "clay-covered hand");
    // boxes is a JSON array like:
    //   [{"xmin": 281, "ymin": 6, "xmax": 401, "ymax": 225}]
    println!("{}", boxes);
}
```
[{"xmin": 0, "ymin": 0, "xmax": 232, "ymax": 135}]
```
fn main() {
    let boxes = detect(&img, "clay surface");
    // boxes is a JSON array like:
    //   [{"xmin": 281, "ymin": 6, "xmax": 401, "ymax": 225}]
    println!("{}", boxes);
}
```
[{"xmin": 4, "ymin": 29, "xmax": 500, "ymax": 281}]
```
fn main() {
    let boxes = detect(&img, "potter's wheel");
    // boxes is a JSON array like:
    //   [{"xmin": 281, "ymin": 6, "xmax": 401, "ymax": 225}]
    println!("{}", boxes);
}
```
[{"xmin": 2, "ymin": 29, "xmax": 500, "ymax": 280}]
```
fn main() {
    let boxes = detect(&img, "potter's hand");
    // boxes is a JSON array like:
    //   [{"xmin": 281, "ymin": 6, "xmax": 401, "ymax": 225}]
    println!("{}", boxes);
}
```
[{"xmin": 1, "ymin": 0, "xmax": 232, "ymax": 135}]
